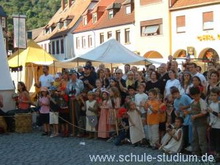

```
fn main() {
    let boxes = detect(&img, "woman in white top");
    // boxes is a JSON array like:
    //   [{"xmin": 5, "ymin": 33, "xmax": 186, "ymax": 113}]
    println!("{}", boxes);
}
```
[{"xmin": 164, "ymin": 69, "xmax": 182, "ymax": 97}]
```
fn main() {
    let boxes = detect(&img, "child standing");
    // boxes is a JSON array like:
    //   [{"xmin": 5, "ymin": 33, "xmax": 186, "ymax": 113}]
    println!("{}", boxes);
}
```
[
  {"xmin": 109, "ymin": 87, "xmax": 121, "ymax": 133},
  {"xmin": 38, "ymin": 87, "xmax": 50, "ymax": 136},
  {"xmin": 207, "ymin": 88, "xmax": 220, "ymax": 159},
  {"xmin": 58, "ymin": 89, "xmax": 70, "ymax": 137},
  {"xmin": 187, "ymin": 86, "xmax": 208, "ymax": 156},
  {"xmin": 86, "ymin": 91, "xmax": 98, "ymax": 139},
  {"xmin": 127, "ymin": 101, "xmax": 145, "ymax": 145},
  {"xmin": 98, "ymin": 90, "xmax": 111, "ymax": 138},
  {"xmin": 134, "ymin": 84, "xmax": 148, "ymax": 142},
  {"xmin": 145, "ymin": 89, "xmax": 160, "ymax": 149},
  {"xmin": 48, "ymin": 86, "xmax": 60, "ymax": 137}
]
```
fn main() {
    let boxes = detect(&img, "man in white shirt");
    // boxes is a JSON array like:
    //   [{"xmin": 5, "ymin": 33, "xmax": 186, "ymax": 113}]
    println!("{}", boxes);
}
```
[{"xmin": 35, "ymin": 66, "xmax": 54, "ymax": 88}]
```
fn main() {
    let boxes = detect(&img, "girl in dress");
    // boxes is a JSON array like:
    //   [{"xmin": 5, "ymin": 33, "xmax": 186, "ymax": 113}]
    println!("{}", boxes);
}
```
[
  {"xmin": 98, "ymin": 90, "xmax": 111, "ymax": 138},
  {"xmin": 127, "ymin": 101, "xmax": 145, "ymax": 145}
]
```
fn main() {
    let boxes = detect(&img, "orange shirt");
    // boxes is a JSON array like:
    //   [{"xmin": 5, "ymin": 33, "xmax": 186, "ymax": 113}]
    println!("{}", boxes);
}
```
[{"xmin": 146, "ymin": 99, "xmax": 160, "ymax": 125}]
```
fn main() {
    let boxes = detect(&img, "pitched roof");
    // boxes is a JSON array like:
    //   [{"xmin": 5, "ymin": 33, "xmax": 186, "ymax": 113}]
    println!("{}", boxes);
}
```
[
  {"xmin": 0, "ymin": 6, "xmax": 7, "ymax": 17},
  {"xmin": 171, "ymin": 0, "xmax": 220, "ymax": 10},
  {"xmin": 74, "ymin": 0, "xmax": 115, "ymax": 33},
  {"xmin": 35, "ymin": 0, "xmax": 93, "ymax": 42},
  {"xmin": 73, "ymin": 0, "xmax": 134, "ymax": 33}
]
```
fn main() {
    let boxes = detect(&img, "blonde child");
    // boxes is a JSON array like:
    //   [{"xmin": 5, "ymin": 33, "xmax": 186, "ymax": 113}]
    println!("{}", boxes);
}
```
[
  {"xmin": 86, "ymin": 91, "xmax": 98, "ymax": 139},
  {"xmin": 127, "ymin": 101, "xmax": 145, "ymax": 145},
  {"xmin": 145, "ymin": 89, "xmax": 160, "ymax": 149}
]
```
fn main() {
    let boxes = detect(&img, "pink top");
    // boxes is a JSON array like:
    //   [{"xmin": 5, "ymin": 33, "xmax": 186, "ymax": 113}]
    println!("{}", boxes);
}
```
[
  {"xmin": 18, "ymin": 93, "xmax": 30, "ymax": 110},
  {"xmin": 39, "ymin": 96, "xmax": 50, "ymax": 114}
]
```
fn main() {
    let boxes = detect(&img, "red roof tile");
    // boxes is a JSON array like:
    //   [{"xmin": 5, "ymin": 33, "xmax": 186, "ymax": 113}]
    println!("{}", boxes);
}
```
[
  {"xmin": 172, "ymin": 0, "xmax": 220, "ymax": 9},
  {"xmin": 94, "ymin": 0, "xmax": 134, "ymax": 30},
  {"xmin": 73, "ymin": 0, "xmax": 134, "ymax": 33},
  {"xmin": 74, "ymin": 0, "xmax": 115, "ymax": 33}
]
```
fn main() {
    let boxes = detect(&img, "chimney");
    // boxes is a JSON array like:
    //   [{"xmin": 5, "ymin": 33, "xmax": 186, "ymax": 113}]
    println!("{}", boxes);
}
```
[
  {"xmin": 61, "ymin": 0, "xmax": 65, "ymax": 10},
  {"xmin": 68, "ymin": 0, "xmax": 72, "ymax": 8}
]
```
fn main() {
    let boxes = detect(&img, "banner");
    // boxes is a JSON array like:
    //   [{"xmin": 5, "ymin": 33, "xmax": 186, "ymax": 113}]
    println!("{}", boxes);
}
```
[{"xmin": 13, "ymin": 15, "xmax": 27, "ymax": 49}]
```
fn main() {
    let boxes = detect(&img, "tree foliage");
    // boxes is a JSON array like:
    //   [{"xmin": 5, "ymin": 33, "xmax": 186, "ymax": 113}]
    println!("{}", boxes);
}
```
[{"xmin": 0, "ymin": 0, "xmax": 60, "ymax": 32}]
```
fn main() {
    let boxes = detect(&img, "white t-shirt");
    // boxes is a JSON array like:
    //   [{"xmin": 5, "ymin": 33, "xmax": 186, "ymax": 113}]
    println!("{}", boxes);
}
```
[
  {"xmin": 209, "ymin": 102, "xmax": 220, "ymax": 129},
  {"xmin": 135, "ymin": 93, "xmax": 148, "ymax": 114},
  {"xmin": 39, "ymin": 74, "xmax": 54, "ymax": 88},
  {"xmin": 165, "ymin": 79, "xmax": 181, "ymax": 97}
]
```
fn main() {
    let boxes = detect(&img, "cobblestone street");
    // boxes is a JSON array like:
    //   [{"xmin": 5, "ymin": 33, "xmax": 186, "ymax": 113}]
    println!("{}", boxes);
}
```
[{"xmin": 0, "ymin": 131, "xmax": 217, "ymax": 165}]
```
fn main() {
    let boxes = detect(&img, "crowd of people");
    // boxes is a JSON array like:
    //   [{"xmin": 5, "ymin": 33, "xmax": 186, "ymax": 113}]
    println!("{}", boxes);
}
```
[{"xmin": 1, "ymin": 57, "xmax": 220, "ymax": 160}]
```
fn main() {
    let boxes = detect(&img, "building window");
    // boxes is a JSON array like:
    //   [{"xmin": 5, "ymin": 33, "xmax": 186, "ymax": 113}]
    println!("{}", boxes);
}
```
[
  {"xmin": 82, "ymin": 36, "xmax": 86, "ymax": 48},
  {"xmin": 61, "ymin": 39, "xmax": 64, "ymax": 53},
  {"xmin": 1, "ymin": 17, "xmax": 6, "ymax": 28},
  {"xmin": 125, "ymin": 29, "xmax": 130, "ymax": 44},
  {"xmin": 49, "ymin": 44, "xmax": 51, "ymax": 54},
  {"xmin": 44, "ymin": 44, "xmax": 47, "ymax": 51},
  {"xmin": 140, "ymin": 18, "xmax": 163, "ymax": 36},
  {"xmin": 88, "ymin": 35, "xmax": 92, "ymax": 48},
  {"xmin": 109, "ymin": 10, "xmax": 114, "ymax": 19},
  {"xmin": 107, "ymin": 31, "xmax": 112, "ymax": 39},
  {"xmin": 83, "ymin": 16, "xmax": 87, "ymax": 26},
  {"xmin": 57, "ymin": 22, "xmax": 63, "ymax": 30},
  {"xmin": 92, "ymin": 13, "xmax": 97, "ymax": 23},
  {"xmin": 176, "ymin": 15, "xmax": 186, "ymax": 33},
  {"xmin": 100, "ymin": 33, "xmax": 104, "ymax": 44},
  {"xmin": 64, "ymin": 20, "xmax": 71, "ymax": 27},
  {"xmin": 203, "ymin": 11, "xmax": 214, "ymax": 30},
  {"xmin": 125, "ymin": 5, "xmax": 131, "ymax": 14},
  {"xmin": 116, "ymin": 30, "xmax": 120, "ymax": 42},
  {"xmin": 56, "ymin": 40, "xmax": 60, "ymax": 54},
  {"xmin": 52, "ymin": 41, "xmax": 55, "ymax": 54},
  {"xmin": 140, "ymin": 0, "xmax": 162, "ymax": 6},
  {"xmin": 76, "ymin": 37, "xmax": 80, "ymax": 49}
]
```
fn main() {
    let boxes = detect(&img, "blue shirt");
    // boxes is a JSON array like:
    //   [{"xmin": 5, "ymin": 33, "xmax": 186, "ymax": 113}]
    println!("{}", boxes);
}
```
[{"xmin": 174, "ymin": 94, "xmax": 192, "ymax": 125}]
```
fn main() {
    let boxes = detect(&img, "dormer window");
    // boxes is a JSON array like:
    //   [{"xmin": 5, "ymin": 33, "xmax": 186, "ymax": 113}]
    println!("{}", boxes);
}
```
[
  {"xmin": 122, "ymin": 0, "xmax": 134, "ymax": 15},
  {"xmin": 57, "ymin": 22, "xmax": 63, "ymax": 30},
  {"xmin": 83, "ymin": 16, "xmax": 87, "ymax": 25},
  {"xmin": 125, "ymin": 5, "xmax": 131, "ymax": 14},
  {"xmin": 64, "ymin": 19, "xmax": 71, "ymax": 27},
  {"xmin": 92, "ymin": 13, "xmax": 97, "ymax": 23},
  {"xmin": 107, "ymin": 3, "xmax": 121, "ymax": 19},
  {"xmin": 109, "ymin": 10, "xmax": 114, "ymax": 19}
]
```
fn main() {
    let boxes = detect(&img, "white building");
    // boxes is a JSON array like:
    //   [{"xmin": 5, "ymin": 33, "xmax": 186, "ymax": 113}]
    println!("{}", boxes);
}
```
[
  {"xmin": 171, "ymin": 0, "xmax": 220, "ymax": 62},
  {"xmin": 134, "ymin": 0, "xmax": 171, "ymax": 60},
  {"xmin": 73, "ymin": 0, "xmax": 137, "ymax": 57},
  {"xmin": 35, "ymin": 0, "xmax": 98, "ymax": 60}
]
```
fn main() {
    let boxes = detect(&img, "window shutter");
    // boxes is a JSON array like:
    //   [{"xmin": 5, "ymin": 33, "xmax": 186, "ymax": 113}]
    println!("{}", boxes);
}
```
[{"xmin": 176, "ymin": 16, "xmax": 185, "ymax": 27}]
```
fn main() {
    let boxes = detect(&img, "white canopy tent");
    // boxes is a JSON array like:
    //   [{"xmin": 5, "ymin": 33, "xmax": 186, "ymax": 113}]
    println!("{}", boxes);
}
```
[
  {"xmin": 0, "ymin": 23, "xmax": 15, "ymax": 111},
  {"xmin": 53, "ymin": 39, "xmax": 150, "ymax": 68}
]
